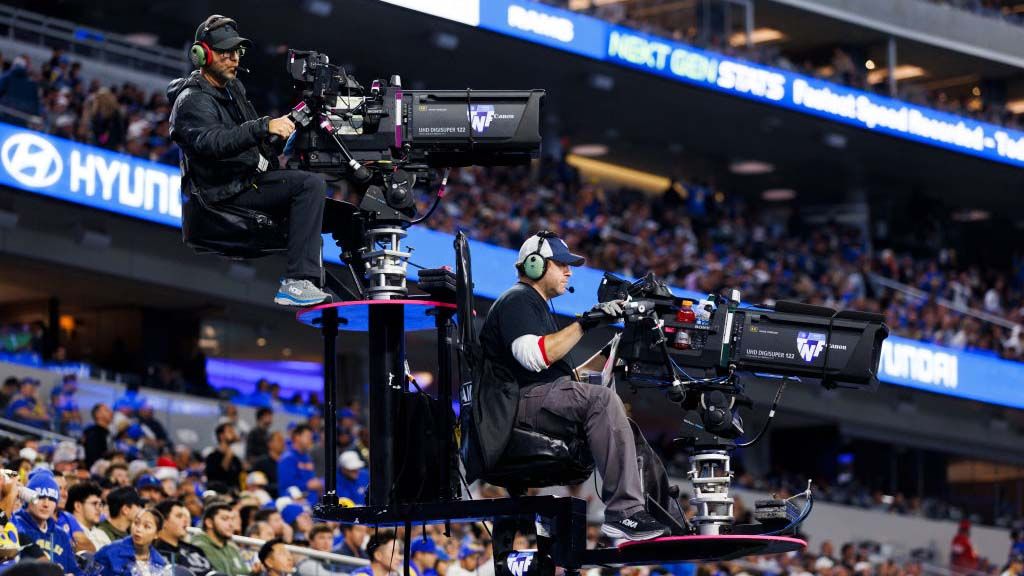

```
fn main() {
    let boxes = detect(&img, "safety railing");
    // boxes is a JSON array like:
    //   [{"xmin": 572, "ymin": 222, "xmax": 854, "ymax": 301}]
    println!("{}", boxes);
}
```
[
  {"xmin": 185, "ymin": 527, "xmax": 370, "ymax": 568},
  {"xmin": 0, "ymin": 415, "xmax": 76, "ymax": 443},
  {"xmin": 869, "ymin": 273, "xmax": 1021, "ymax": 331},
  {"xmin": 0, "ymin": 4, "xmax": 187, "ymax": 77}
]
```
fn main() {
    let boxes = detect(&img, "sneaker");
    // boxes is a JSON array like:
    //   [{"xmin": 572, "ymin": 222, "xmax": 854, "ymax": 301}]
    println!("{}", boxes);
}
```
[
  {"xmin": 601, "ymin": 510, "xmax": 670, "ymax": 541},
  {"xmin": 274, "ymin": 279, "xmax": 331, "ymax": 307}
]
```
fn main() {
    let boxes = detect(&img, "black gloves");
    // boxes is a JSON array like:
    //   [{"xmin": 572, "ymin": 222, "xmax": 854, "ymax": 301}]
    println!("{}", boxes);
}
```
[{"xmin": 578, "ymin": 300, "xmax": 626, "ymax": 331}]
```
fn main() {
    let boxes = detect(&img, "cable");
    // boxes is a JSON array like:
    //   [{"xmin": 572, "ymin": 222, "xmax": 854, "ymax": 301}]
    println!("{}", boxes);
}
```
[
  {"xmin": 411, "ymin": 168, "xmax": 450, "ymax": 225},
  {"xmin": 761, "ymin": 482, "xmax": 814, "ymax": 536},
  {"xmin": 736, "ymin": 378, "xmax": 788, "ymax": 448}
]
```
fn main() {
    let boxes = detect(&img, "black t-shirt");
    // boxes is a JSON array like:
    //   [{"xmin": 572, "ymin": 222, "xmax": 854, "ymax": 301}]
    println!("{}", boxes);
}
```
[
  {"xmin": 480, "ymin": 282, "xmax": 574, "ymax": 387},
  {"xmin": 155, "ymin": 539, "xmax": 214, "ymax": 576},
  {"xmin": 83, "ymin": 425, "xmax": 109, "ymax": 467},
  {"xmin": 204, "ymin": 448, "xmax": 243, "ymax": 489}
]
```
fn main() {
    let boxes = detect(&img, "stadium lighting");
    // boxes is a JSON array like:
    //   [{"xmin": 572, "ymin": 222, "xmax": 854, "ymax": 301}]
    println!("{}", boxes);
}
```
[
  {"xmin": 728, "ymin": 28, "xmax": 785, "ymax": 47},
  {"xmin": 569, "ymin": 143, "xmax": 609, "ymax": 157},
  {"xmin": 729, "ymin": 160, "xmax": 775, "ymax": 175},
  {"xmin": 761, "ymin": 188, "xmax": 797, "ymax": 201},
  {"xmin": 867, "ymin": 65, "xmax": 926, "ymax": 85},
  {"xmin": 565, "ymin": 154, "xmax": 671, "ymax": 193},
  {"xmin": 865, "ymin": 60, "xmax": 876, "ymax": 70}
]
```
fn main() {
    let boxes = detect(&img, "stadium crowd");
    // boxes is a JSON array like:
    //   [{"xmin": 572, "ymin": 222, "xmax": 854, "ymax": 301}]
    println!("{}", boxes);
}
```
[
  {"xmin": 0, "ymin": 47, "xmax": 1021, "ymax": 366},
  {"xmin": 0, "ymin": 372, "xmax": 1021, "ymax": 576}
]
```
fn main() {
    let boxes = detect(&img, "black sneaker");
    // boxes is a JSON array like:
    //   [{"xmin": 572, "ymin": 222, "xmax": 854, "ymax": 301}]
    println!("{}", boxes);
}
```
[{"xmin": 601, "ymin": 510, "xmax": 669, "ymax": 541}]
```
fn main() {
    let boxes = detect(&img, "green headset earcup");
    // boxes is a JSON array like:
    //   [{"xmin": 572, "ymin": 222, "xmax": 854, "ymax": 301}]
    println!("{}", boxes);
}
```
[
  {"xmin": 523, "ymin": 253, "xmax": 547, "ymax": 280},
  {"xmin": 189, "ymin": 43, "xmax": 208, "ymax": 67}
]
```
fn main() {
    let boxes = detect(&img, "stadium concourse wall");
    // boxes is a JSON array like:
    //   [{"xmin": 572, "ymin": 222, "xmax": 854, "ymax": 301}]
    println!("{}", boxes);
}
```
[{"xmin": 0, "ymin": 361, "xmax": 308, "ymax": 449}]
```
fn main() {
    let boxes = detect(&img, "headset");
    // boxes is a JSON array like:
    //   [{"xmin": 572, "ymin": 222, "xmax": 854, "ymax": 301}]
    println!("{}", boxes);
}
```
[
  {"xmin": 189, "ymin": 15, "xmax": 237, "ymax": 68},
  {"xmin": 521, "ymin": 231, "xmax": 556, "ymax": 281}
]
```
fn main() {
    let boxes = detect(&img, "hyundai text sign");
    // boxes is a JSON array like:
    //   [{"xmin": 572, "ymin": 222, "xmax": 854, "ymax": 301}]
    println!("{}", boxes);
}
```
[
  {"xmin": 878, "ymin": 336, "xmax": 1024, "ymax": 409},
  {"xmin": 0, "ymin": 123, "xmax": 182, "ymax": 227}
]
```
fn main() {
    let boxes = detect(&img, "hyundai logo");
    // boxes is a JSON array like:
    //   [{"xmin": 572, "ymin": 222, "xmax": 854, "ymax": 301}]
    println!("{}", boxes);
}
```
[{"xmin": 1, "ymin": 132, "xmax": 63, "ymax": 189}]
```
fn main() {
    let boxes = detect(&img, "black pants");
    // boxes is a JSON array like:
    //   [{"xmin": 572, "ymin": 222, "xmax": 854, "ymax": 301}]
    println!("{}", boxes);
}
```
[{"xmin": 230, "ymin": 170, "xmax": 326, "ymax": 282}]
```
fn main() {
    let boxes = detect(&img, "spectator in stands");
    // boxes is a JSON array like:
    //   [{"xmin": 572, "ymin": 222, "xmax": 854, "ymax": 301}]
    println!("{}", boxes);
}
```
[
  {"xmin": 259, "ymin": 537, "xmax": 297, "ymax": 576},
  {"xmin": 80, "ymin": 87, "xmax": 125, "ymax": 150},
  {"xmin": 448, "ymin": 542, "xmax": 485, "ymax": 576},
  {"xmin": 5, "ymin": 378, "xmax": 51, "ymax": 430},
  {"xmin": 51, "ymin": 441, "xmax": 78, "ymax": 476},
  {"xmin": 281, "ymin": 503, "xmax": 313, "ymax": 544},
  {"xmin": 50, "ymin": 374, "xmax": 82, "ymax": 436},
  {"xmin": 83, "ymin": 403, "xmax": 113, "ymax": 467},
  {"xmin": 65, "ymin": 481, "xmax": 107, "ymax": 551},
  {"xmin": 411, "ymin": 537, "xmax": 444, "ymax": 576},
  {"xmin": 97, "ymin": 487, "xmax": 143, "ymax": 543},
  {"xmin": 1003, "ymin": 553, "xmax": 1024, "ymax": 576},
  {"xmin": 11, "ymin": 469, "xmax": 80, "ymax": 575},
  {"xmin": 135, "ymin": 474, "xmax": 166, "ymax": 503},
  {"xmin": 298, "ymin": 524, "xmax": 349, "ymax": 575},
  {"xmin": 193, "ymin": 502, "xmax": 250, "ymax": 576},
  {"xmin": 51, "ymin": 473, "xmax": 89, "ymax": 553},
  {"xmin": 105, "ymin": 463, "xmax": 131, "ymax": 488},
  {"xmin": 91, "ymin": 507, "xmax": 168, "ymax": 576},
  {"xmin": 247, "ymin": 407, "xmax": 274, "ymax": 459},
  {"xmin": 352, "ymin": 530, "xmax": 402, "ymax": 576},
  {"xmin": 337, "ymin": 450, "xmax": 369, "ymax": 506},
  {"xmin": 334, "ymin": 524, "xmax": 369, "ymax": 559},
  {"xmin": 136, "ymin": 402, "xmax": 170, "ymax": 448},
  {"xmin": 0, "ymin": 56, "xmax": 42, "ymax": 126},
  {"xmin": 252, "ymin": 430, "xmax": 285, "ymax": 498},
  {"xmin": 254, "ymin": 508, "xmax": 293, "ymax": 544},
  {"xmin": 952, "ymin": 519, "xmax": 980, "ymax": 572},
  {"xmin": 154, "ymin": 499, "xmax": 214, "ymax": 576},
  {"xmin": 205, "ymin": 422, "xmax": 244, "ymax": 490},
  {"xmin": 246, "ymin": 520, "xmax": 275, "ymax": 542},
  {"xmin": 0, "ymin": 377, "xmax": 18, "ymax": 410},
  {"xmin": 279, "ymin": 424, "xmax": 322, "ymax": 503}
]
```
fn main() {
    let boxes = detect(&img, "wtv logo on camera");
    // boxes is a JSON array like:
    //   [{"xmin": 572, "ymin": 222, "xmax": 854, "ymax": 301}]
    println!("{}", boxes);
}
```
[
  {"xmin": 468, "ymin": 104, "xmax": 515, "ymax": 134},
  {"xmin": 796, "ymin": 331, "xmax": 826, "ymax": 363}
]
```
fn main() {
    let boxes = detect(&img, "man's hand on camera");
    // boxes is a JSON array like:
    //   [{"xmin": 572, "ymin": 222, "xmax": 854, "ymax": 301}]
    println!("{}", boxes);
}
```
[
  {"xmin": 268, "ymin": 115, "xmax": 296, "ymax": 139},
  {"xmin": 579, "ymin": 299, "xmax": 626, "ymax": 331}
]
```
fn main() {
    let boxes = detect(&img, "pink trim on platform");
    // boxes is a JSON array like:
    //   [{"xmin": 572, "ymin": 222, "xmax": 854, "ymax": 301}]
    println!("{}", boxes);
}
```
[
  {"xmin": 618, "ymin": 534, "xmax": 807, "ymax": 551},
  {"xmin": 296, "ymin": 299, "xmax": 457, "ymax": 322}
]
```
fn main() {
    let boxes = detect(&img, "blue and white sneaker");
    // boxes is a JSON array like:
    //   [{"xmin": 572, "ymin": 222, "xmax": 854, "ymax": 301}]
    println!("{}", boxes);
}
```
[{"xmin": 274, "ymin": 279, "xmax": 331, "ymax": 307}]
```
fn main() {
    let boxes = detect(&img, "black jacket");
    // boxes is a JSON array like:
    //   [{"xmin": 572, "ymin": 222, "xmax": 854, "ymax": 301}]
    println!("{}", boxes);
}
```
[{"xmin": 167, "ymin": 71, "xmax": 275, "ymax": 204}]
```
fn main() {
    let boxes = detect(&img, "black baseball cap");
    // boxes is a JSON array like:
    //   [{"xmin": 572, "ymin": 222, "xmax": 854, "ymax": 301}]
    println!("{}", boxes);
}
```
[{"xmin": 196, "ymin": 15, "xmax": 252, "ymax": 51}]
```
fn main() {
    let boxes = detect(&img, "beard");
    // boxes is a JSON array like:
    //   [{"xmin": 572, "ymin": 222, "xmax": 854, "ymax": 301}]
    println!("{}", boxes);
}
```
[{"xmin": 206, "ymin": 62, "xmax": 237, "ymax": 86}]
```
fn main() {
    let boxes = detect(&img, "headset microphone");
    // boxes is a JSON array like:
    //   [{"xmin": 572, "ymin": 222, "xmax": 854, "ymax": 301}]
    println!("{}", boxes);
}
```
[
  {"xmin": 237, "ymin": 66, "xmax": 250, "ymax": 73},
  {"xmin": 567, "ymin": 286, "xmax": 575, "ymax": 293}
]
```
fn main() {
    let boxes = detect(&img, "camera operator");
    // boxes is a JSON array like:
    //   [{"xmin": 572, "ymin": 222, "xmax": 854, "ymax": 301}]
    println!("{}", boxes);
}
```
[
  {"xmin": 478, "ymin": 231, "xmax": 670, "ymax": 541},
  {"xmin": 168, "ymin": 14, "xmax": 331, "ymax": 306}
]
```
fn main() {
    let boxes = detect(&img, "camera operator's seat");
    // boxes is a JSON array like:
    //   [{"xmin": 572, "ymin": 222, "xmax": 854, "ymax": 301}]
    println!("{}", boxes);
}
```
[
  {"xmin": 454, "ymin": 232, "xmax": 595, "ymax": 496},
  {"xmin": 181, "ymin": 190, "xmax": 288, "ymax": 259}
]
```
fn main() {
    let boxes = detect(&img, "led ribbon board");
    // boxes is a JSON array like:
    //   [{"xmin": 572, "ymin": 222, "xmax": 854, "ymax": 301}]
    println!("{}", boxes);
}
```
[{"xmin": 383, "ymin": 0, "xmax": 1024, "ymax": 169}]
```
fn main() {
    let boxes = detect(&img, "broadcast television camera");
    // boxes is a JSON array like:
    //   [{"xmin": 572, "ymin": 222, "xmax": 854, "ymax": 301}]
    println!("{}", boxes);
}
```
[
  {"xmin": 596, "ymin": 272, "xmax": 889, "ymax": 391},
  {"xmin": 281, "ymin": 49, "xmax": 543, "ymax": 222}
]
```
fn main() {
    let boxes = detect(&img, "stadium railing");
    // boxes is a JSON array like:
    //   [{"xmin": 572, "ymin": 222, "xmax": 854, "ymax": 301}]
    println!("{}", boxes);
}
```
[
  {"xmin": 0, "ymin": 5, "xmax": 187, "ymax": 77},
  {"xmin": 186, "ymin": 527, "xmax": 370, "ymax": 568}
]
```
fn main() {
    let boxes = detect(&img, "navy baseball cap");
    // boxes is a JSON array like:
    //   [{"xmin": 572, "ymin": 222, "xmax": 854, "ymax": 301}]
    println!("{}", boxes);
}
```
[
  {"xmin": 136, "ymin": 474, "xmax": 162, "ymax": 490},
  {"xmin": 516, "ymin": 233, "xmax": 585, "ymax": 267},
  {"xmin": 411, "ymin": 538, "xmax": 440, "ymax": 555}
]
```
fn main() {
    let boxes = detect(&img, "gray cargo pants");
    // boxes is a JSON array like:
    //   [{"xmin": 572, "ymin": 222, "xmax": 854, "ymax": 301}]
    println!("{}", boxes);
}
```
[{"xmin": 515, "ymin": 376, "xmax": 645, "ymax": 519}]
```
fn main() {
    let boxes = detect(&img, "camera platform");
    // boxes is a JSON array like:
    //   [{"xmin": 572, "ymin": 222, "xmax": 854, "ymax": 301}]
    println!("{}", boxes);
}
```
[
  {"xmin": 295, "ymin": 299, "xmax": 458, "ymax": 332},
  {"xmin": 616, "ymin": 535, "xmax": 806, "ymax": 563}
]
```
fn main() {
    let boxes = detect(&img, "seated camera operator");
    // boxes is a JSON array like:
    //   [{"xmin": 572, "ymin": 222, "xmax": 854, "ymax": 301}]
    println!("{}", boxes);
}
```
[
  {"xmin": 478, "ymin": 231, "xmax": 671, "ymax": 541},
  {"xmin": 168, "ymin": 14, "xmax": 330, "ymax": 306}
]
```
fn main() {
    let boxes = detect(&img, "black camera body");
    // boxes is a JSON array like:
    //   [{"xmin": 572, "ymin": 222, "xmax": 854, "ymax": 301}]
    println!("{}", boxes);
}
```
[
  {"xmin": 601, "ymin": 273, "xmax": 889, "ymax": 390},
  {"xmin": 283, "ymin": 50, "xmax": 544, "ymax": 175}
]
